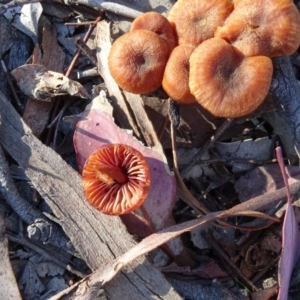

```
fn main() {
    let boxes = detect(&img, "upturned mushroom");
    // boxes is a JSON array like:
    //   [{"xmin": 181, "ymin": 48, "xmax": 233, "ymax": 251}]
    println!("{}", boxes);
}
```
[
  {"xmin": 215, "ymin": 0, "xmax": 300, "ymax": 57},
  {"xmin": 189, "ymin": 38, "xmax": 273, "ymax": 118},
  {"xmin": 168, "ymin": 0, "xmax": 233, "ymax": 47},
  {"xmin": 108, "ymin": 29, "xmax": 169, "ymax": 94},
  {"xmin": 82, "ymin": 144, "xmax": 151, "ymax": 215}
]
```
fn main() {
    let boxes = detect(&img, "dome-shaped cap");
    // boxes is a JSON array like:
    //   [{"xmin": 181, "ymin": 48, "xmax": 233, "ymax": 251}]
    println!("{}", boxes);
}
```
[
  {"xmin": 215, "ymin": 0, "xmax": 300, "ymax": 57},
  {"xmin": 108, "ymin": 30, "xmax": 169, "ymax": 94},
  {"xmin": 168, "ymin": 0, "xmax": 233, "ymax": 47},
  {"xmin": 130, "ymin": 12, "xmax": 177, "ymax": 53},
  {"xmin": 189, "ymin": 38, "xmax": 273, "ymax": 118},
  {"xmin": 82, "ymin": 144, "xmax": 151, "ymax": 215}
]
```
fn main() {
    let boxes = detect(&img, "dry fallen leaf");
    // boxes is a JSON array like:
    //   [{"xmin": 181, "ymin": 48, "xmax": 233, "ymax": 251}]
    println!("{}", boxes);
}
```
[
  {"xmin": 214, "ymin": 136, "xmax": 276, "ymax": 173},
  {"xmin": 235, "ymin": 164, "xmax": 300, "ymax": 202},
  {"xmin": 276, "ymin": 147, "xmax": 300, "ymax": 300},
  {"xmin": 11, "ymin": 64, "xmax": 90, "ymax": 100},
  {"xmin": 4, "ymin": 3, "xmax": 43, "ymax": 43}
]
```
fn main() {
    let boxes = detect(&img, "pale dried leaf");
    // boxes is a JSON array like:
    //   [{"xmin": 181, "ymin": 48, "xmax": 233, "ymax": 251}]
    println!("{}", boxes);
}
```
[
  {"xmin": 11, "ymin": 64, "xmax": 90, "ymax": 100},
  {"xmin": 34, "ymin": 261, "xmax": 65, "ymax": 277},
  {"xmin": 4, "ymin": 3, "xmax": 43, "ymax": 43},
  {"xmin": 214, "ymin": 136, "xmax": 276, "ymax": 173}
]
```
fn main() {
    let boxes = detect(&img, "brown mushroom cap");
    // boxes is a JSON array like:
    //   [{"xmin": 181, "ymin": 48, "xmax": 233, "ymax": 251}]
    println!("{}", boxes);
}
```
[
  {"xmin": 168, "ymin": 0, "xmax": 233, "ymax": 47},
  {"xmin": 108, "ymin": 29, "xmax": 169, "ymax": 94},
  {"xmin": 82, "ymin": 144, "xmax": 151, "ymax": 215},
  {"xmin": 215, "ymin": 0, "xmax": 300, "ymax": 57},
  {"xmin": 189, "ymin": 38, "xmax": 273, "ymax": 118},
  {"xmin": 130, "ymin": 12, "xmax": 177, "ymax": 53},
  {"xmin": 162, "ymin": 45, "xmax": 196, "ymax": 104}
]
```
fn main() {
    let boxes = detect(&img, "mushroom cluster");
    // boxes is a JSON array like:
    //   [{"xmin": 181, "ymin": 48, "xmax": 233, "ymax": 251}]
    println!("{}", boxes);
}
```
[{"xmin": 108, "ymin": 0, "xmax": 300, "ymax": 117}]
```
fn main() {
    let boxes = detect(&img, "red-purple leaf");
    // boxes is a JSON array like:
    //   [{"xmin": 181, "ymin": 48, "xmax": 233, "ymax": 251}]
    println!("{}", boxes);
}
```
[
  {"xmin": 278, "ymin": 200, "xmax": 300, "ymax": 299},
  {"xmin": 276, "ymin": 147, "xmax": 300, "ymax": 300},
  {"xmin": 74, "ymin": 92, "xmax": 177, "ymax": 233}
]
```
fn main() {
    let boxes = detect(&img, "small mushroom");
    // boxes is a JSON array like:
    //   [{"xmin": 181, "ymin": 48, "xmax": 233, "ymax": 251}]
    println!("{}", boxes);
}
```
[
  {"xmin": 189, "ymin": 38, "xmax": 273, "ymax": 118},
  {"xmin": 215, "ymin": 0, "xmax": 300, "ymax": 57},
  {"xmin": 162, "ymin": 44, "xmax": 196, "ymax": 104},
  {"xmin": 82, "ymin": 144, "xmax": 151, "ymax": 215},
  {"xmin": 168, "ymin": 0, "xmax": 233, "ymax": 47},
  {"xmin": 130, "ymin": 11, "xmax": 177, "ymax": 53},
  {"xmin": 108, "ymin": 29, "xmax": 170, "ymax": 94}
]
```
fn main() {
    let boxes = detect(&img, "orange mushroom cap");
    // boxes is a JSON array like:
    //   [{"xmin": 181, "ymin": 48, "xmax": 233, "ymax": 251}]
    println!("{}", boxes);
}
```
[
  {"xmin": 189, "ymin": 38, "xmax": 273, "ymax": 118},
  {"xmin": 168, "ymin": 0, "xmax": 233, "ymax": 47},
  {"xmin": 162, "ymin": 45, "xmax": 196, "ymax": 104},
  {"xmin": 108, "ymin": 29, "xmax": 170, "ymax": 94},
  {"xmin": 82, "ymin": 144, "xmax": 151, "ymax": 215},
  {"xmin": 130, "ymin": 12, "xmax": 177, "ymax": 53},
  {"xmin": 215, "ymin": 0, "xmax": 300, "ymax": 57}
]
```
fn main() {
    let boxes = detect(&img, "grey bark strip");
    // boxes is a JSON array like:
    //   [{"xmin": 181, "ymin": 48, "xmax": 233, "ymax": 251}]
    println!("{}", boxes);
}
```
[
  {"xmin": 0, "ymin": 90, "xmax": 182, "ymax": 300},
  {"xmin": 0, "ymin": 212, "xmax": 22, "ymax": 300},
  {"xmin": 0, "ymin": 144, "xmax": 75, "ymax": 253}
]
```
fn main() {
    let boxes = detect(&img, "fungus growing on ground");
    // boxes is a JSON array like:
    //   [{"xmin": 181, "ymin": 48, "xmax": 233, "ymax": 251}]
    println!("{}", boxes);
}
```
[
  {"xmin": 82, "ymin": 144, "xmax": 151, "ymax": 215},
  {"xmin": 130, "ymin": 11, "xmax": 177, "ymax": 53},
  {"xmin": 162, "ymin": 44, "xmax": 196, "ymax": 104},
  {"xmin": 108, "ymin": 29, "xmax": 169, "ymax": 94},
  {"xmin": 168, "ymin": 0, "xmax": 233, "ymax": 47},
  {"xmin": 189, "ymin": 38, "xmax": 273, "ymax": 118},
  {"xmin": 215, "ymin": 0, "xmax": 300, "ymax": 57}
]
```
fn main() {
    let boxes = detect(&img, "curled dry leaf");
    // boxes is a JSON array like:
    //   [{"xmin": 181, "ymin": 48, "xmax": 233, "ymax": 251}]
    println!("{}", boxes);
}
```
[
  {"xmin": 11, "ymin": 64, "xmax": 90, "ymax": 101},
  {"xmin": 74, "ymin": 91, "xmax": 177, "ymax": 232},
  {"xmin": 4, "ymin": 3, "xmax": 43, "ymax": 43}
]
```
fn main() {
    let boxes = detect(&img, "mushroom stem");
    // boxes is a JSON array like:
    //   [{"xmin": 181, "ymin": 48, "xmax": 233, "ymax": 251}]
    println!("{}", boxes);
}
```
[{"xmin": 95, "ymin": 165, "xmax": 127, "ymax": 185}]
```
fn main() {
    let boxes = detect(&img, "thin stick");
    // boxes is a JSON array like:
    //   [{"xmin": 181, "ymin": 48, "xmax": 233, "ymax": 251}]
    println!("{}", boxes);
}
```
[
  {"xmin": 65, "ymin": 14, "xmax": 103, "ymax": 78},
  {"xmin": 276, "ymin": 146, "xmax": 292, "ymax": 203},
  {"xmin": 47, "ymin": 15, "xmax": 103, "ymax": 146},
  {"xmin": 203, "ymin": 230, "xmax": 258, "ymax": 292},
  {"xmin": 65, "ymin": 21, "xmax": 96, "ymax": 26}
]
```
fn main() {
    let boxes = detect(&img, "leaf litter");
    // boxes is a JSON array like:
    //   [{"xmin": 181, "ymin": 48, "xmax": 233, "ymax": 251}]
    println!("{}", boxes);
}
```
[{"xmin": 0, "ymin": 0, "xmax": 300, "ymax": 300}]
